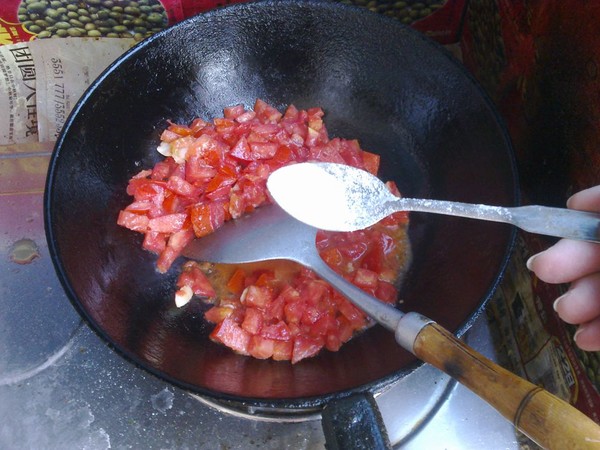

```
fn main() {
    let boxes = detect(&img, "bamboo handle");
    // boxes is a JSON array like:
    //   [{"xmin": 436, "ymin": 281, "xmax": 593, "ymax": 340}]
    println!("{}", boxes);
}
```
[{"xmin": 413, "ymin": 322, "xmax": 600, "ymax": 450}]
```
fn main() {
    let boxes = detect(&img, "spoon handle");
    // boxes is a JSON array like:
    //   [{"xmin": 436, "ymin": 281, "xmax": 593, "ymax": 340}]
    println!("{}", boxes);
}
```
[
  {"xmin": 398, "ymin": 312, "xmax": 600, "ymax": 449},
  {"xmin": 393, "ymin": 199, "xmax": 600, "ymax": 243}
]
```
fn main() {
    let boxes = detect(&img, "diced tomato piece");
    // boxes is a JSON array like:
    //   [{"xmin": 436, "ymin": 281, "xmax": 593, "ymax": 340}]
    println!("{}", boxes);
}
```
[
  {"xmin": 167, "ymin": 227, "xmax": 194, "ymax": 253},
  {"xmin": 142, "ymin": 231, "xmax": 167, "ymax": 254},
  {"xmin": 117, "ymin": 210, "xmax": 148, "ymax": 232},
  {"xmin": 254, "ymin": 270, "xmax": 276, "ymax": 287},
  {"xmin": 124, "ymin": 200, "xmax": 153, "ymax": 214},
  {"xmin": 300, "ymin": 280, "xmax": 329, "ymax": 306},
  {"xmin": 260, "ymin": 321, "xmax": 291, "ymax": 341},
  {"xmin": 226, "ymin": 268, "xmax": 246, "ymax": 294},
  {"xmin": 361, "ymin": 150, "xmax": 381, "ymax": 175},
  {"xmin": 353, "ymin": 268, "xmax": 379, "ymax": 290},
  {"xmin": 282, "ymin": 104, "xmax": 299, "ymax": 120},
  {"xmin": 186, "ymin": 156, "xmax": 218, "ymax": 184},
  {"xmin": 190, "ymin": 118, "xmax": 208, "ymax": 135},
  {"xmin": 320, "ymin": 247, "xmax": 343, "ymax": 270},
  {"xmin": 284, "ymin": 300, "xmax": 305, "ymax": 324},
  {"xmin": 160, "ymin": 129, "xmax": 182, "ymax": 143},
  {"xmin": 265, "ymin": 295, "xmax": 286, "ymax": 321},
  {"xmin": 167, "ymin": 121, "xmax": 192, "ymax": 136},
  {"xmin": 206, "ymin": 172, "xmax": 235, "ymax": 193},
  {"xmin": 291, "ymin": 335, "xmax": 324, "ymax": 364},
  {"xmin": 190, "ymin": 202, "xmax": 225, "ymax": 238},
  {"xmin": 241, "ymin": 307, "xmax": 263, "ymax": 334},
  {"xmin": 230, "ymin": 136, "xmax": 252, "ymax": 161},
  {"xmin": 301, "ymin": 305, "xmax": 322, "ymax": 326},
  {"xmin": 325, "ymin": 331, "xmax": 343, "ymax": 352},
  {"xmin": 150, "ymin": 159, "xmax": 178, "ymax": 181},
  {"xmin": 167, "ymin": 175, "xmax": 196, "ymax": 197},
  {"xmin": 248, "ymin": 335, "xmax": 275, "ymax": 359},
  {"xmin": 240, "ymin": 285, "xmax": 273, "ymax": 309},
  {"xmin": 337, "ymin": 316, "xmax": 355, "ymax": 343},
  {"xmin": 310, "ymin": 141, "xmax": 345, "ymax": 164},
  {"xmin": 190, "ymin": 134, "xmax": 228, "ymax": 163},
  {"xmin": 254, "ymin": 98, "xmax": 282, "ymax": 123},
  {"xmin": 249, "ymin": 142, "xmax": 278, "ymax": 159},
  {"xmin": 210, "ymin": 317, "xmax": 251, "ymax": 356},
  {"xmin": 223, "ymin": 104, "xmax": 246, "ymax": 120},
  {"xmin": 337, "ymin": 299, "xmax": 368, "ymax": 330},
  {"xmin": 214, "ymin": 117, "xmax": 236, "ymax": 133},
  {"xmin": 204, "ymin": 306, "xmax": 234, "ymax": 323},
  {"xmin": 190, "ymin": 203, "xmax": 213, "ymax": 238},
  {"xmin": 272, "ymin": 339, "xmax": 293, "ymax": 361},
  {"xmin": 177, "ymin": 261, "xmax": 216, "ymax": 298},
  {"xmin": 375, "ymin": 280, "xmax": 398, "ymax": 304},
  {"xmin": 310, "ymin": 315, "xmax": 336, "ymax": 337},
  {"xmin": 156, "ymin": 227, "xmax": 194, "ymax": 273},
  {"xmin": 148, "ymin": 213, "xmax": 187, "ymax": 233}
]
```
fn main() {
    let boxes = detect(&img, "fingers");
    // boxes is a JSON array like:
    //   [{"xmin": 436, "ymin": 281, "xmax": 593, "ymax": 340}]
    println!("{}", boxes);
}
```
[
  {"xmin": 567, "ymin": 185, "xmax": 600, "ymax": 211},
  {"xmin": 526, "ymin": 185, "xmax": 600, "ymax": 352},
  {"xmin": 526, "ymin": 239, "xmax": 600, "ymax": 284},
  {"xmin": 553, "ymin": 273, "xmax": 600, "ymax": 324},
  {"xmin": 574, "ymin": 317, "xmax": 600, "ymax": 352}
]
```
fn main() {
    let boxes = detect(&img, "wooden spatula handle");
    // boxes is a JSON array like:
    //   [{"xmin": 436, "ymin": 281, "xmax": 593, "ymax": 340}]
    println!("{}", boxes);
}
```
[{"xmin": 413, "ymin": 322, "xmax": 600, "ymax": 450}]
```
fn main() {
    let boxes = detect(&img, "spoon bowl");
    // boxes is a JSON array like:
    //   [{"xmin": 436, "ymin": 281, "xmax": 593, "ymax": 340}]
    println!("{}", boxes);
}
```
[{"xmin": 267, "ymin": 162, "xmax": 600, "ymax": 242}]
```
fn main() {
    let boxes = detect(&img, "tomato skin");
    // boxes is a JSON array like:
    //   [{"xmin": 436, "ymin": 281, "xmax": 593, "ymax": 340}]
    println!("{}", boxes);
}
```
[{"xmin": 119, "ymin": 100, "xmax": 410, "ymax": 363}]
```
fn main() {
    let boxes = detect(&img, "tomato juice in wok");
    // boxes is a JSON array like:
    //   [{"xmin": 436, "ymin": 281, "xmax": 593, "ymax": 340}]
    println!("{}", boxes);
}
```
[{"xmin": 117, "ymin": 99, "xmax": 412, "ymax": 363}]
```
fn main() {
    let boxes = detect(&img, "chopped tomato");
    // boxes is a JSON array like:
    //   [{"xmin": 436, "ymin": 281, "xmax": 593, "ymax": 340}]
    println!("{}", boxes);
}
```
[
  {"xmin": 205, "ymin": 306, "xmax": 234, "ymax": 323},
  {"xmin": 241, "ymin": 307, "xmax": 263, "ymax": 334},
  {"xmin": 292, "ymin": 335, "xmax": 324, "ymax": 364},
  {"xmin": 226, "ymin": 268, "xmax": 246, "ymax": 294},
  {"xmin": 118, "ymin": 100, "xmax": 410, "ymax": 363},
  {"xmin": 117, "ymin": 210, "xmax": 148, "ymax": 232},
  {"xmin": 177, "ymin": 261, "xmax": 216, "ymax": 298},
  {"xmin": 210, "ymin": 317, "xmax": 251, "ymax": 356}
]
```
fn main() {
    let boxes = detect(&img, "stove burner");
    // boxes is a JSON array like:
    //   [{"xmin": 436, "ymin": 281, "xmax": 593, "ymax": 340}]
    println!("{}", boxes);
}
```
[
  {"xmin": 188, "ymin": 393, "xmax": 322, "ymax": 423},
  {"xmin": 187, "ymin": 362, "xmax": 454, "ymax": 446}
]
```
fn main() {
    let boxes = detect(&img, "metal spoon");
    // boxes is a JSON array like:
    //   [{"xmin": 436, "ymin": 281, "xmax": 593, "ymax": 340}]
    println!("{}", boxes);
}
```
[
  {"xmin": 267, "ymin": 162, "xmax": 600, "ymax": 242},
  {"xmin": 183, "ymin": 204, "xmax": 600, "ymax": 448}
]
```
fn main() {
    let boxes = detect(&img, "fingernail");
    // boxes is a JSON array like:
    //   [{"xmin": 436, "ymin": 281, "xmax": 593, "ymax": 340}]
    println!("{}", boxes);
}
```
[
  {"xmin": 526, "ymin": 254, "xmax": 537, "ymax": 271},
  {"xmin": 566, "ymin": 192, "xmax": 578, "ymax": 209},
  {"xmin": 574, "ymin": 326, "xmax": 584, "ymax": 343},
  {"xmin": 553, "ymin": 292, "xmax": 568, "ymax": 312}
]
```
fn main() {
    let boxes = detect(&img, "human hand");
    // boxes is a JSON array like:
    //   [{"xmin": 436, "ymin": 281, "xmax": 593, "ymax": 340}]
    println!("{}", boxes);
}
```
[{"xmin": 526, "ymin": 185, "xmax": 600, "ymax": 351}]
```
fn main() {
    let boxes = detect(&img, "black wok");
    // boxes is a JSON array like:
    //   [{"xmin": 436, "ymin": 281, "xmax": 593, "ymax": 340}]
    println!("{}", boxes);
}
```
[{"xmin": 44, "ymin": 0, "xmax": 518, "ymax": 444}]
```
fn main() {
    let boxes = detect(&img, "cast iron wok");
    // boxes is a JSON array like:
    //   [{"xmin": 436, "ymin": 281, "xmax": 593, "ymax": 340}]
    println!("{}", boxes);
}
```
[{"xmin": 44, "ymin": 0, "xmax": 517, "ymax": 441}]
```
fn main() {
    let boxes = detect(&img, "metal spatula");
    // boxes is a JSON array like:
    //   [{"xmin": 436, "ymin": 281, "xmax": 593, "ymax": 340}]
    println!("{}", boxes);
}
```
[{"xmin": 184, "ymin": 204, "xmax": 600, "ymax": 449}]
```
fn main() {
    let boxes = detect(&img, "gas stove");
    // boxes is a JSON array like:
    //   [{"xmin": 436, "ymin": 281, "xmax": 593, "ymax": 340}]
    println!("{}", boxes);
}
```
[{"xmin": 0, "ymin": 150, "xmax": 519, "ymax": 449}]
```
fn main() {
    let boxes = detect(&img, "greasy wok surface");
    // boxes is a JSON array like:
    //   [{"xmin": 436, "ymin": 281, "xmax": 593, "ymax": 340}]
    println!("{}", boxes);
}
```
[{"xmin": 45, "ymin": 1, "xmax": 518, "ymax": 407}]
